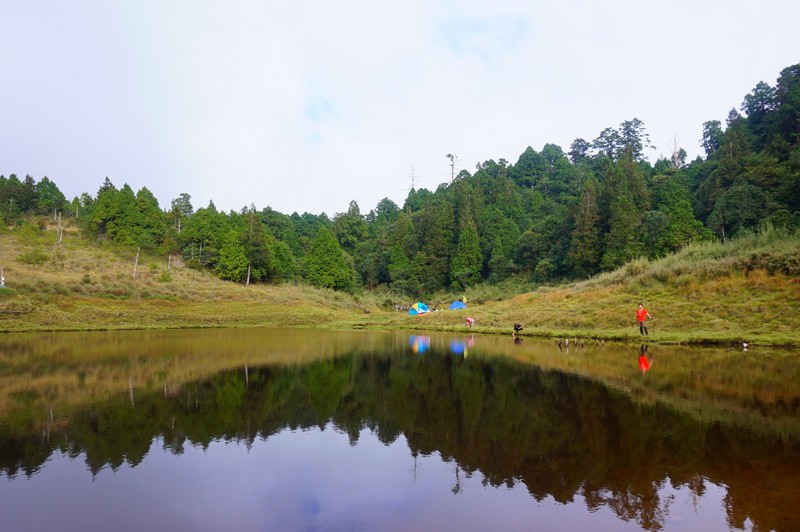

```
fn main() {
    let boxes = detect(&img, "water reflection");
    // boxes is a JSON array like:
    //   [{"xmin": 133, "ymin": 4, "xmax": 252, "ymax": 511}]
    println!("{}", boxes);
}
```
[
  {"xmin": 410, "ymin": 334, "xmax": 430, "ymax": 354},
  {"xmin": 0, "ymin": 328, "xmax": 798, "ymax": 530},
  {"xmin": 449, "ymin": 335, "xmax": 474, "ymax": 357},
  {"xmin": 638, "ymin": 344, "xmax": 652, "ymax": 375}
]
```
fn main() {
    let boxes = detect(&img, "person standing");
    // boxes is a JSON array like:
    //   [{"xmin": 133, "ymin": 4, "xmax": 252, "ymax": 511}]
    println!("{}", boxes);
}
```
[{"xmin": 636, "ymin": 303, "xmax": 652, "ymax": 336}]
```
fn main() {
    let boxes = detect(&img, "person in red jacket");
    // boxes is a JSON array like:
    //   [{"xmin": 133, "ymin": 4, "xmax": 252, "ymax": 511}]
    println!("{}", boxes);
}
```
[{"xmin": 636, "ymin": 303, "xmax": 652, "ymax": 336}]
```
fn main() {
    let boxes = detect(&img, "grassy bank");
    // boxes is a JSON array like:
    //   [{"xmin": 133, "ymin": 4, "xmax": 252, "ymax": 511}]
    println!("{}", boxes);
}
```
[
  {"xmin": 375, "ymin": 228, "xmax": 800, "ymax": 346},
  {"xmin": 1, "ymin": 220, "xmax": 799, "ymax": 346},
  {"xmin": 0, "ymin": 221, "xmax": 374, "ymax": 331}
]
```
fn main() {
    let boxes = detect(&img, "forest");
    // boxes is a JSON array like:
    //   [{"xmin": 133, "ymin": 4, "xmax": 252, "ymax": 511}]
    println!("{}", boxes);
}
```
[{"xmin": 2, "ymin": 63, "xmax": 798, "ymax": 297}]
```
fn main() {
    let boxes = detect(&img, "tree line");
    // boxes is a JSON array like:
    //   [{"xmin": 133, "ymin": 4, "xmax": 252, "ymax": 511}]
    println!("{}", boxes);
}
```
[{"xmin": 2, "ymin": 63, "xmax": 798, "ymax": 296}]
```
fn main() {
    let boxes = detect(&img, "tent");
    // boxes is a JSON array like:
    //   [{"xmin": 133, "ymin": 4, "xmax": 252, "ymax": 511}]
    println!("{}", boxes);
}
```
[
  {"xmin": 409, "ymin": 302, "xmax": 429, "ymax": 315},
  {"xmin": 448, "ymin": 300, "xmax": 467, "ymax": 310}
]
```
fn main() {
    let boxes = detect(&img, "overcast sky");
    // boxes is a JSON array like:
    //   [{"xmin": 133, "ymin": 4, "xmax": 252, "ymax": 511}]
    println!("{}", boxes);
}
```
[{"xmin": 3, "ymin": 1, "xmax": 799, "ymax": 217}]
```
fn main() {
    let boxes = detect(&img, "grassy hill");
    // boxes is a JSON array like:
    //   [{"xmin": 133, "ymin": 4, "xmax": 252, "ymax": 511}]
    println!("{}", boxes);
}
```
[
  {"xmin": 0, "ymin": 219, "xmax": 374, "ymax": 331},
  {"xmin": 1, "ymin": 219, "xmax": 799, "ymax": 346},
  {"xmin": 381, "ymin": 227, "xmax": 800, "ymax": 346}
]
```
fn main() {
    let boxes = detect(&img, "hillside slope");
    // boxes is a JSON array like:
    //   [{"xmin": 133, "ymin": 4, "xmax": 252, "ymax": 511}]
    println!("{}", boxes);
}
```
[
  {"xmin": 372, "ymin": 228, "xmax": 800, "ymax": 346},
  {"xmin": 0, "ymin": 221, "xmax": 374, "ymax": 331},
  {"xmin": 1, "ymin": 221, "xmax": 799, "ymax": 345}
]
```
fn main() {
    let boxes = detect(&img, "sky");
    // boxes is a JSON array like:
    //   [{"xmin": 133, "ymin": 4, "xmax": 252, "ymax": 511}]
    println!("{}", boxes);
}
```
[{"xmin": 3, "ymin": 1, "xmax": 799, "ymax": 217}]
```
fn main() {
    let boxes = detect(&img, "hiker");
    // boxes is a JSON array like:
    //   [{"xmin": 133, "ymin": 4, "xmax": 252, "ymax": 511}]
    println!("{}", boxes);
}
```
[
  {"xmin": 465, "ymin": 316, "xmax": 475, "ymax": 328},
  {"xmin": 636, "ymin": 303, "xmax": 652, "ymax": 336},
  {"xmin": 512, "ymin": 323, "xmax": 523, "ymax": 337}
]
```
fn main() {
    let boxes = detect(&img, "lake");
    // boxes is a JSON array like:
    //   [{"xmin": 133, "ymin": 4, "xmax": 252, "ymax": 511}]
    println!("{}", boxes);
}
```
[{"xmin": 1, "ymin": 328, "xmax": 798, "ymax": 531}]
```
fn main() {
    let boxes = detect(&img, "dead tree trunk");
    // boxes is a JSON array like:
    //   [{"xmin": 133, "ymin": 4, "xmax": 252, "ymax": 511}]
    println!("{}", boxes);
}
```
[
  {"xmin": 57, "ymin": 212, "xmax": 64, "ymax": 244},
  {"xmin": 133, "ymin": 247, "xmax": 140, "ymax": 278}
]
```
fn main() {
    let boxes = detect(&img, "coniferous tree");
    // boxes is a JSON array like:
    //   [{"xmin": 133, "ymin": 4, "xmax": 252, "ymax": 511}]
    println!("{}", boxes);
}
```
[
  {"xmin": 773, "ymin": 63, "xmax": 800, "ymax": 148},
  {"xmin": 105, "ymin": 184, "xmax": 143, "ymax": 248},
  {"xmin": 215, "ymin": 228, "xmax": 249, "ymax": 282},
  {"xmin": 269, "ymin": 238, "xmax": 297, "ymax": 282},
  {"xmin": 0, "ymin": 174, "xmax": 24, "ymax": 223},
  {"xmin": 180, "ymin": 201, "xmax": 226, "ymax": 269},
  {"xmin": 701, "ymin": 120, "xmax": 724, "ymax": 159},
  {"xmin": 332, "ymin": 200, "xmax": 367, "ymax": 256},
  {"xmin": 600, "ymin": 164, "xmax": 642, "ymax": 270},
  {"xmin": 34, "ymin": 176, "xmax": 67, "ymax": 215},
  {"xmin": 450, "ymin": 217, "xmax": 482, "ymax": 289},
  {"xmin": 568, "ymin": 177, "xmax": 601, "ymax": 278},
  {"xmin": 592, "ymin": 127, "xmax": 622, "ymax": 160},
  {"xmin": 515, "ymin": 229, "xmax": 538, "ymax": 273},
  {"xmin": 415, "ymin": 199, "xmax": 454, "ymax": 291},
  {"xmin": 170, "ymin": 193, "xmax": 193, "ymax": 234},
  {"xmin": 707, "ymin": 184, "xmax": 766, "ymax": 239},
  {"xmin": 305, "ymin": 226, "xmax": 355, "ymax": 292},
  {"xmin": 618, "ymin": 118, "xmax": 652, "ymax": 162},
  {"xmin": 18, "ymin": 175, "xmax": 37, "ymax": 213},
  {"xmin": 653, "ymin": 177, "xmax": 712, "ymax": 254},
  {"xmin": 135, "ymin": 187, "xmax": 167, "ymax": 251},
  {"xmin": 89, "ymin": 178, "xmax": 118, "ymax": 236},
  {"xmin": 568, "ymin": 138, "xmax": 591, "ymax": 164},
  {"xmin": 242, "ymin": 207, "xmax": 272, "ymax": 283},
  {"xmin": 387, "ymin": 244, "xmax": 413, "ymax": 293},
  {"xmin": 510, "ymin": 146, "xmax": 548, "ymax": 189},
  {"xmin": 487, "ymin": 217, "xmax": 520, "ymax": 282}
]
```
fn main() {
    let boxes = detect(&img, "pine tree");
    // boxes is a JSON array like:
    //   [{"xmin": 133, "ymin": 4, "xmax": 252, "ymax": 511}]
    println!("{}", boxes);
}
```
[
  {"xmin": 305, "ymin": 227, "xmax": 355, "ymax": 292},
  {"xmin": 450, "ymin": 218, "xmax": 482, "ymax": 289},
  {"xmin": 568, "ymin": 177, "xmax": 601, "ymax": 277},
  {"xmin": 216, "ymin": 229, "xmax": 249, "ymax": 282},
  {"xmin": 415, "ymin": 199, "xmax": 454, "ymax": 291},
  {"xmin": 600, "ymin": 164, "xmax": 642, "ymax": 270}
]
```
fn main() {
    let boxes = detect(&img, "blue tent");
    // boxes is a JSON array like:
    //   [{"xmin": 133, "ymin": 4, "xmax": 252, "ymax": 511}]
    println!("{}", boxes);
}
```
[
  {"xmin": 448, "ymin": 300, "xmax": 467, "ymax": 310},
  {"xmin": 409, "ymin": 302, "xmax": 429, "ymax": 315}
]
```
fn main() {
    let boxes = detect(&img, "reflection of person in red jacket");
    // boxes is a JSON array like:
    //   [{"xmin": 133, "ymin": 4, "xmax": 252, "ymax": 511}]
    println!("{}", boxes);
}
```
[
  {"xmin": 636, "ymin": 303, "xmax": 652, "ymax": 336},
  {"xmin": 638, "ymin": 345, "xmax": 652, "ymax": 375}
]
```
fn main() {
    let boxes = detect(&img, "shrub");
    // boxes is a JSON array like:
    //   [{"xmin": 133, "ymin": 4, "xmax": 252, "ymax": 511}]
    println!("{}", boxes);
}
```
[
  {"xmin": 17, "ymin": 249, "xmax": 48, "ymax": 265},
  {"xmin": 674, "ymin": 274, "xmax": 696, "ymax": 288}
]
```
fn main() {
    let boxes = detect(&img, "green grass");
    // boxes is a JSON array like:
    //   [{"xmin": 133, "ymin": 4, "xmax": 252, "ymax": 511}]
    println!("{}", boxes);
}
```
[{"xmin": 1, "ymin": 218, "xmax": 799, "ymax": 346}]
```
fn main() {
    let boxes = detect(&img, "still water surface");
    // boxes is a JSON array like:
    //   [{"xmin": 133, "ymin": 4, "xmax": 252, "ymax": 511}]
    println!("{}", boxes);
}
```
[{"xmin": 1, "ymin": 328, "xmax": 798, "ymax": 531}]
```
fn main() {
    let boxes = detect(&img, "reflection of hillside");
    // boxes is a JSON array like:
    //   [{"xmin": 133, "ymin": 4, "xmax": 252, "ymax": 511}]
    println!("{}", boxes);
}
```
[
  {"xmin": 2, "ymin": 329, "xmax": 798, "ymax": 440},
  {"xmin": 0, "ymin": 328, "xmax": 403, "ymax": 422},
  {"xmin": 2, "ymin": 346, "xmax": 799, "ymax": 530}
]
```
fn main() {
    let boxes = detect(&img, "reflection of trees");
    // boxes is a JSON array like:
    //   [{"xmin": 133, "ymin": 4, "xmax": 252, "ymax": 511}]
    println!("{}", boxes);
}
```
[{"xmin": 2, "ymin": 348, "xmax": 799, "ymax": 529}]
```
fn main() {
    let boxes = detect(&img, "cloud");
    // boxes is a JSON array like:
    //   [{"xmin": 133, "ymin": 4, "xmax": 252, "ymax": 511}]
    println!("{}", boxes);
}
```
[
  {"xmin": 2, "ymin": 0, "xmax": 800, "ymax": 216},
  {"xmin": 435, "ymin": 16, "xmax": 530, "ymax": 61}
]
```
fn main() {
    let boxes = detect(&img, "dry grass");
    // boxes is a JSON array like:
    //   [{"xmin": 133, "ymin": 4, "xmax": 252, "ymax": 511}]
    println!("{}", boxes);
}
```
[
  {"xmin": 2, "ymin": 219, "xmax": 799, "ymax": 345},
  {"xmin": 0, "ymin": 219, "xmax": 373, "ymax": 331},
  {"xmin": 367, "ymin": 228, "xmax": 800, "ymax": 346}
]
